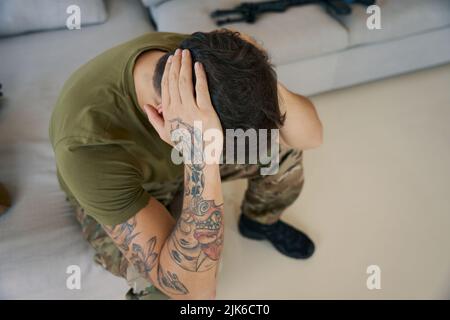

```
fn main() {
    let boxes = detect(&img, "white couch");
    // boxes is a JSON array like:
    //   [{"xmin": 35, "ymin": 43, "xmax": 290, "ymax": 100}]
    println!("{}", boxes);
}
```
[{"xmin": 147, "ymin": 0, "xmax": 450, "ymax": 95}]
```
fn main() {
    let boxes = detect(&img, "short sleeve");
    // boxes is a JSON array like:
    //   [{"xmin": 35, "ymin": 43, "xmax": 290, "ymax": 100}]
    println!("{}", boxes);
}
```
[{"xmin": 55, "ymin": 140, "xmax": 150, "ymax": 226}]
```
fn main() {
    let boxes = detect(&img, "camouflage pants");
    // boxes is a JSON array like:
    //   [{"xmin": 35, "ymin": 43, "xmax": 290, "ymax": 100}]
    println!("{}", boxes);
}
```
[{"xmin": 74, "ymin": 145, "xmax": 304, "ymax": 299}]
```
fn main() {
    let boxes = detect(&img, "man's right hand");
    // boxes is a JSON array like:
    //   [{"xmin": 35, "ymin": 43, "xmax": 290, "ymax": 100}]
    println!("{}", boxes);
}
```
[{"xmin": 144, "ymin": 48, "xmax": 223, "ymax": 158}]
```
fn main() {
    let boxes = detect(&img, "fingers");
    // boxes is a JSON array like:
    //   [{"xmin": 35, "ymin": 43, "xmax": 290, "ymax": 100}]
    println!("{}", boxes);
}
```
[
  {"xmin": 167, "ymin": 49, "xmax": 211, "ymax": 112},
  {"xmin": 144, "ymin": 104, "xmax": 165, "ymax": 136},
  {"xmin": 194, "ymin": 61, "xmax": 213, "ymax": 110},
  {"xmin": 179, "ymin": 49, "xmax": 195, "ymax": 105},
  {"xmin": 169, "ymin": 49, "xmax": 182, "ymax": 105},
  {"xmin": 161, "ymin": 54, "xmax": 171, "ymax": 109}
]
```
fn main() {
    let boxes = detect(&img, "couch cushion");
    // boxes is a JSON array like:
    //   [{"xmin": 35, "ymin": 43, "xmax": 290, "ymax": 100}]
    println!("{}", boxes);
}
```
[
  {"xmin": 334, "ymin": 0, "xmax": 450, "ymax": 46},
  {"xmin": 150, "ymin": 0, "xmax": 349, "ymax": 65},
  {"xmin": 0, "ymin": 0, "xmax": 107, "ymax": 37}
]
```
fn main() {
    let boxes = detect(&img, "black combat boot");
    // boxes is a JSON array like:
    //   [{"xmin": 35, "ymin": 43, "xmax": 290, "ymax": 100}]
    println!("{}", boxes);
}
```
[{"xmin": 238, "ymin": 214, "xmax": 315, "ymax": 259}]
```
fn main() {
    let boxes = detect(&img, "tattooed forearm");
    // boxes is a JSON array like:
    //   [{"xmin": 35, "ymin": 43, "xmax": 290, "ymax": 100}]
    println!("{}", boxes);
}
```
[
  {"xmin": 167, "ymin": 118, "xmax": 224, "ymax": 272},
  {"xmin": 105, "ymin": 218, "xmax": 190, "ymax": 296},
  {"xmin": 129, "ymin": 237, "xmax": 158, "ymax": 278},
  {"xmin": 105, "ymin": 217, "xmax": 141, "ymax": 253},
  {"xmin": 157, "ymin": 265, "xmax": 189, "ymax": 295},
  {"xmin": 104, "ymin": 218, "xmax": 158, "ymax": 278},
  {"xmin": 103, "ymin": 117, "xmax": 224, "ymax": 298}
]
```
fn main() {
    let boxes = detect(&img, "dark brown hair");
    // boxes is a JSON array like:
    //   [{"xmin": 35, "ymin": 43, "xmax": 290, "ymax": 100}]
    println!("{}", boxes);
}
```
[{"xmin": 153, "ymin": 30, "xmax": 285, "ymax": 132}]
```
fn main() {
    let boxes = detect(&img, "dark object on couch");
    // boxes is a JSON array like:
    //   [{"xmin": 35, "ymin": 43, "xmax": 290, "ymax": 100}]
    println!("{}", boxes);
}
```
[
  {"xmin": 211, "ymin": 0, "xmax": 376, "ymax": 25},
  {"xmin": 0, "ymin": 183, "xmax": 11, "ymax": 216}
]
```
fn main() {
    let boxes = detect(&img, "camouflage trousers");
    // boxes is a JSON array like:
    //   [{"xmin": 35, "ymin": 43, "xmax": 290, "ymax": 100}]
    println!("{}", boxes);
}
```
[{"xmin": 74, "ymin": 145, "xmax": 304, "ymax": 299}]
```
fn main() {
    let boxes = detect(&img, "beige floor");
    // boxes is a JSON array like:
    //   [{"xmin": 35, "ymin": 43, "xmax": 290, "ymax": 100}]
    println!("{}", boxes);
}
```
[{"xmin": 217, "ymin": 64, "xmax": 450, "ymax": 299}]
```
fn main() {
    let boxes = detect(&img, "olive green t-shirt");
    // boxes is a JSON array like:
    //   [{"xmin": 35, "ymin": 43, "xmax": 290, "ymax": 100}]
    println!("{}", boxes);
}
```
[{"xmin": 49, "ymin": 32, "xmax": 188, "ymax": 226}]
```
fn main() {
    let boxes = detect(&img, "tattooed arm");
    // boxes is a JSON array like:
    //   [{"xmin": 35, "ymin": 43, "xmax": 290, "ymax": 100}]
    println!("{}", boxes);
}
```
[
  {"xmin": 104, "ymin": 160, "xmax": 223, "ymax": 299},
  {"xmin": 105, "ymin": 48, "xmax": 224, "ymax": 299},
  {"xmin": 163, "ymin": 159, "xmax": 223, "ymax": 297}
]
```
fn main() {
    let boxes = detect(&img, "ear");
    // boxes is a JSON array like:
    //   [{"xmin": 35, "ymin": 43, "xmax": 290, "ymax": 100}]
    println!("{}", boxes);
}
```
[{"xmin": 144, "ymin": 104, "xmax": 164, "ymax": 135}]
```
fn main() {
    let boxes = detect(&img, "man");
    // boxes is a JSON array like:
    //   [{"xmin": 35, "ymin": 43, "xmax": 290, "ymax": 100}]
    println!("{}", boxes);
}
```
[{"xmin": 49, "ymin": 30, "xmax": 323, "ymax": 299}]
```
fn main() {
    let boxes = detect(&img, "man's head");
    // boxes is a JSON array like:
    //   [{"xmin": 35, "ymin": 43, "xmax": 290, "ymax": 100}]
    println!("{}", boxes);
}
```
[{"xmin": 153, "ymin": 30, "xmax": 285, "ymax": 132}]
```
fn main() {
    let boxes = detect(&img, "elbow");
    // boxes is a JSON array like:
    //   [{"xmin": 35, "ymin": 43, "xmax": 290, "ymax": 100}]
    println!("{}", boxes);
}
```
[
  {"xmin": 194, "ymin": 286, "xmax": 217, "ymax": 300},
  {"xmin": 312, "ymin": 123, "xmax": 324, "ymax": 148},
  {"xmin": 169, "ymin": 283, "xmax": 216, "ymax": 300},
  {"xmin": 303, "ymin": 123, "xmax": 324, "ymax": 150},
  {"xmin": 205, "ymin": 287, "xmax": 217, "ymax": 300},
  {"xmin": 202, "ymin": 292, "xmax": 217, "ymax": 300},
  {"xmin": 183, "ymin": 287, "xmax": 216, "ymax": 300}
]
